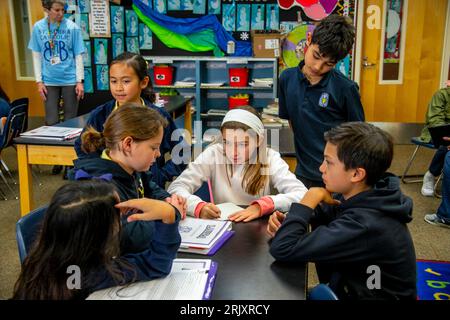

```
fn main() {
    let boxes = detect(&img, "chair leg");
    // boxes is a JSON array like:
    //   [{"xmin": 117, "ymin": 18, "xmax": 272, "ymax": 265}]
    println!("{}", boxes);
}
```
[
  {"xmin": 434, "ymin": 172, "xmax": 443, "ymax": 199},
  {"xmin": 401, "ymin": 145, "xmax": 424, "ymax": 184},
  {"xmin": 0, "ymin": 169, "xmax": 16, "ymax": 199},
  {"xmin": 0, "ymin": 185, "xmax": 7, "ymax": 200},
  {"xmin": 31, "ymin": 165, "xmax": 43, "ymax": 187},
  {"xmin": 0, "ymin": 159, "xmax": 17, "ymax": 185}
]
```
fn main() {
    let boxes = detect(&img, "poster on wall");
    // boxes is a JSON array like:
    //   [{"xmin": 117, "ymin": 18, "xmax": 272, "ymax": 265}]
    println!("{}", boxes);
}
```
[
  {"xmin": 112, "ymin": 33, "xmax": 125, "ymax": 58},
  {"xmin": 266, "ymin": 4, "xmax": 279, "ymax": 31},
  {"xmin": 83, "ymin": 41, "xmax": 92, "ymax": 67},
  {"xmin": 89, "ymin": 0, "xmax": 111, "ymax": 37},
  {"xmin": 126, "ymin": 10, "xmax": 139, "ymax": 36},
  {"xmin": 222, "ymin": 4, "xmax": 235, "ymax": 32},
  {"xmin": 154, "ymin": 0, "xmax": 167, "ymax": 13},
  {"xmin": 78, "ymin": 0, "xmax": 91, "ymax": 13},
  {"xmin": 94, "ymin": 38, "xmax": 108, "ymax": 65},
  {"xmin": 96, "ymin": 65, "xmax": 110, "ymax": 91},
  {"xmin": 111, "ymin": 6, "xmax": 125, "ymax": 33},
  {"xmin": 139, "ymin": 24, "xmax": 153, "ymax": 49},
  {"xmin": 236, "ymin": 4, "xmax": 250, "ymax": 32},
  {"xmin": 84, "ymin": 67, "xmax": 94, "ymax": 93},
  {"xmin": 383, "ymin": 0, "xmax": 403, "ymax": 63},
  {"xmin": 251, "ymin": 4, "xmax": 265, "ymax": 30},
  {"xmin": 126, "ymin": 37, "xmax": 140, "ymax": 54},
  {"xmin": 193, "ymin": 0, "xmax": 206, "ymax": 14}
]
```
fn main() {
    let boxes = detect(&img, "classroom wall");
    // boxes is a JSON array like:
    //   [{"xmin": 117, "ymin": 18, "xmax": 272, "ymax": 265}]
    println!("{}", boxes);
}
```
[
  {"xmin": 361, "ymin": 0, "xmax": 448, "ymax": 123},
  {"xmin": 0, "ymin": 0, "xmax": 45, "ymax": 117}
]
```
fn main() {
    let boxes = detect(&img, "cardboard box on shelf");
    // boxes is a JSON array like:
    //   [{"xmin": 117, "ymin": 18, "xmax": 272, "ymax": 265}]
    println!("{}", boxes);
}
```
[{"xmin": 251, "ymin": 31, "xmax": 283, "ymax": 58}]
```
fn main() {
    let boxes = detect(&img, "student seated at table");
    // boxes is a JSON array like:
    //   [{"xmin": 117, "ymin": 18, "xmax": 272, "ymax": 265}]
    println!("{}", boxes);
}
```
[
  {"xmin": 74, "ymin": 52, "xmax": 187, "ymax": 188},
  {"xmin": 69, "ymin": 104, "xmax": 186, "ymax": 254},
  {"xmin": 12, "ymin": 180, "xmax": 181, "ymax": 300},
  {"xmin": 268, "ymin": 122, "xmax": 417, "ymax": 300},
  {"xmin": 167, "ymin": 106, "xmax": 308, "ymax": 222}
]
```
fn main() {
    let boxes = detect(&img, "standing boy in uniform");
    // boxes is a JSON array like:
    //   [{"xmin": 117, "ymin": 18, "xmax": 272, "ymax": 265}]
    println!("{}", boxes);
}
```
[{"xmin": 279, "ymin": 15, "xmax": 365, "ymax": 188}]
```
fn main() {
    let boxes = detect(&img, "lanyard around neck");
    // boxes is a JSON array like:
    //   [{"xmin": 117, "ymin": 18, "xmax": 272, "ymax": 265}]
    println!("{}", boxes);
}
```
[{"xmin": 47, "ymin": 18, "xmax": 61, "ymax": 56}]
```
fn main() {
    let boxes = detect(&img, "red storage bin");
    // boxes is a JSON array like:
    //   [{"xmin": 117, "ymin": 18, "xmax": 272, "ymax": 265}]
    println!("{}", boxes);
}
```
[
  {"xmin": 228, "ymin": 96, "xmax": 250, "ymax": 109},
  {"xmin": 153, "ymin": 65, "xmax": 174, "ymax": 85},
  {"xmin": 228, "ymin": 68, "xmax": 249, "ymax": 87}
]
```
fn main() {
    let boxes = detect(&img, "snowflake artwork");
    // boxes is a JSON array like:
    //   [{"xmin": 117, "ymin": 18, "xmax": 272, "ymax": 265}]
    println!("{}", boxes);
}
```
[{"xmin": 240, "ymin": 32, "xmax": 249, "ymax": 41}]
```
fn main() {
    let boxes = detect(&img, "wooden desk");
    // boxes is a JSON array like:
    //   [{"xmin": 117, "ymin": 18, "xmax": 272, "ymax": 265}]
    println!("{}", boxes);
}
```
[
  {"xmin": 178, "ymin": 217, "xmax": 307, "ymax": 300},
  {"xmin": 14, "ymin": 96, "xmax": 193, "ymax": 216}
]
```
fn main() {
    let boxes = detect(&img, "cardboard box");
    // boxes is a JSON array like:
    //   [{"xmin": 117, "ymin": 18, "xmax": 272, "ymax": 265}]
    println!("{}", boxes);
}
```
[{"xmin": 252, "ymin": 31, "xmax": 283, "ymax": 58}]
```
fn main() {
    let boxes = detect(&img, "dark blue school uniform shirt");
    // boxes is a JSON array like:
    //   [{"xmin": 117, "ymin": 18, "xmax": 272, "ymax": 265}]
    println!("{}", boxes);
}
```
[
  {"xmin": 279, "ymin": 61, "xmax": 365, "ymax": 182},
  {"xmin": 74, "ymin": 99, "xmax": 188, "ymax": 187}
]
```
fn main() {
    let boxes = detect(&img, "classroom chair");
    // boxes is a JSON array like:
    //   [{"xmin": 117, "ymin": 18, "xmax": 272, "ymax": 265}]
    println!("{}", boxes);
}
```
[
  {"xmin": 0, "ymin": 98, "xmax": 28, "ymax": 199},
  {"xmin": 401, "ymin": 137, "xmax": 443, "ymax": 197},
  {"xmin": 308, "ymin": 283, "xmax": 339, "ymax": 300},
  {"xmin": 16, "ymin": 206, "xmax": 47, "ymax": 264}
]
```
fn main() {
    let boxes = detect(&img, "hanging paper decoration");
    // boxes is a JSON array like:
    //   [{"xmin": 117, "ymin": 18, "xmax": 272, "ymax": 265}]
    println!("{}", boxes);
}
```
[
  {"xmin": 133, "ymin": 0, "xmax": 252, "ymax": 56},
  {"xmin": 277, "ymin": 0, "xmax": 339, "ymax": 21}
]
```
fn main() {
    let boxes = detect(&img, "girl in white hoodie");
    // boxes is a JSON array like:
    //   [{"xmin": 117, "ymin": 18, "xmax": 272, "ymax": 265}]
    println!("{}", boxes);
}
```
[{"xmin": 168, "ymin": 106, "xmax": 307, "ymax": 222}]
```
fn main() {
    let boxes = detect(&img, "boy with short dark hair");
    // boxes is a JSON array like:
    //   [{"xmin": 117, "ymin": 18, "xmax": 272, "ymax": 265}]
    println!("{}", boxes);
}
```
[
  {"xmin": 268, "ymin": 122, "xmax": 417, "ymax": 300},
  {"xmin": 279, "ymin": 14, "xmax": 365, "ymax": 188}
]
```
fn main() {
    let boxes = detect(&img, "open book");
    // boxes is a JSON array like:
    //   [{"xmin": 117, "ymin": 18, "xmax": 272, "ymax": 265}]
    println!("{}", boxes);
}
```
[
  {"xmin": 20, "ymin": 126, "xmax": 82, "ymax": 140},
  {"xmin": 86, "ymin": 259, "xmax": 217, "ymax": 300},
  {"xmin": 178, "ymin": 217, "xmax": 234, "ymax": 255}
]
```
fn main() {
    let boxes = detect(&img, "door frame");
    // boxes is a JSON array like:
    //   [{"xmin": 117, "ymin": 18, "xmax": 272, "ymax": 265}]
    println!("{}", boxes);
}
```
[{"xmin": 440, "ymin": 0, "xmax": 450, "ymax": 87}]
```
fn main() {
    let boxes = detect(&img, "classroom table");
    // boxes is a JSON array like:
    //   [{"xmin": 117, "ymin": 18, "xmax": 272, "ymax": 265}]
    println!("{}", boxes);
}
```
[
  {"xmin": 14, "ymin": 95, "xmax": 193, "ymax": 216},
  {"xmin": 178, "ymin": 216, "xmax": 307, "ymax": 300}
]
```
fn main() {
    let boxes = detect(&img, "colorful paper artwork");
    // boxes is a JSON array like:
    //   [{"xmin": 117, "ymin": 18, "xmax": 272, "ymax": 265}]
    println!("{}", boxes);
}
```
[{"xmin": 277, "ymin": 0, "xmax": 339, "ymax": 20}]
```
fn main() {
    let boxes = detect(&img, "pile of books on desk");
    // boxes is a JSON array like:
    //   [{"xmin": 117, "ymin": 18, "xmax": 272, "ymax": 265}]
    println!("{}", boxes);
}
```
[
  {"xmin": 20, "ymin": 126, "xmax": 83, "ymax": 140},
  {"xmin": 178, "ymin": 217, "xmax": 234, "ymax": 255}
]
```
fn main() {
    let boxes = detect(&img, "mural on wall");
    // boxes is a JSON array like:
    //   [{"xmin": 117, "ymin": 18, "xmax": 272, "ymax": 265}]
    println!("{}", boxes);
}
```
[{"xmin": 76, "ymin": 0, "xmax": 357, "ymax": 95}]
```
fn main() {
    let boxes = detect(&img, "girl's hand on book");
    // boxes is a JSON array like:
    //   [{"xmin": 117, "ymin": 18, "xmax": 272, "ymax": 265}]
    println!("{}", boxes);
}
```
[
  {"xmin": 200, "ymin": 203, "xmax": 221, "ymax": 219},
  {"xmin": 228, "ymin": 204, "xmax": 260, "ymax": 223}
]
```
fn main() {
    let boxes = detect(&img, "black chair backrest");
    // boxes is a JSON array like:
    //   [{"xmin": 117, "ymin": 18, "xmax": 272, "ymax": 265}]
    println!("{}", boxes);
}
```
[
  {"xmin": 10, "ymin": 98, "xmax": 29, "ymax": 131},
  {"xmin": 1, "ymin": 98, "xmax": 29, "ymax": 149},
  {"xmin": 16, "ymin": 206, "xmax": 47, "ymax": 264}
]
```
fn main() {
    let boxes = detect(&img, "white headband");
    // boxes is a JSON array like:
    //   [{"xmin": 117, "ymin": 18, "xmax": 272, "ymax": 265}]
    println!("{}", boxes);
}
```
[{"xmin": 221, "ymin": 109, "xmax": 264, "ymax": 137}]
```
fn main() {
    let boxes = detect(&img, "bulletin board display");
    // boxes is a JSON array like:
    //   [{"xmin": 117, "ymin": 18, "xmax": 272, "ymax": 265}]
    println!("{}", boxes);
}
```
[{"xmin": 64, "ymin": 0, "xmax": 357, "ymax": 99}]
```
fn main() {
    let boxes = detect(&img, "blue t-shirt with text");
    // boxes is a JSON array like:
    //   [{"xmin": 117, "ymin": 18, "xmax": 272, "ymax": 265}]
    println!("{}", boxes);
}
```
[{"xmin": 28, "ymin": 18, "xmax": 85, "ymax": 85}]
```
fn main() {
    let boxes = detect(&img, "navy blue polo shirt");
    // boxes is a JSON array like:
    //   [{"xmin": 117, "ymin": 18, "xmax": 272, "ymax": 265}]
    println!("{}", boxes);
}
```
[{"xmin": 279, "ymin": 61, "xmax": 365, "ymax": 182}]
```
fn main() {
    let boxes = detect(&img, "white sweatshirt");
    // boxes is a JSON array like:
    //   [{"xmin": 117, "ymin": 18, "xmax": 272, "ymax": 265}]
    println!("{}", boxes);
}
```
[{"xmin": 168, "ymin": 143, "xmax": 308, "ymax": 217}]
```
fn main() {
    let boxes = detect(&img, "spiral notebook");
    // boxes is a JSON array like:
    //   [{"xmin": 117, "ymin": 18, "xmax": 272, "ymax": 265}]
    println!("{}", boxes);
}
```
[{"xmin": 86, "ymin": 259, "xmax": 217, "ymax": 300}]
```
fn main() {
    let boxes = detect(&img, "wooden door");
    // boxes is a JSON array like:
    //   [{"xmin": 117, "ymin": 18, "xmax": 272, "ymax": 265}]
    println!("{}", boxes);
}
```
[{"xmin": 357, "ymin": 0, "xmax": 448, "ymax": 122}]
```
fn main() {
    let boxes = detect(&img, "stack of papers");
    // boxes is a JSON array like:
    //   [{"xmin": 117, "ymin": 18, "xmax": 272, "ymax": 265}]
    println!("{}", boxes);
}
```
[
  {"xmin": 201, "ymin": 82, "xmax": 224, "ymax": 87},
  {"xmin": 174, "ymin": 81, "xmax": 196, "ymax": 87},
  {"xmin": 178, "ymin": 217, "xmax": 234, "ymax": 255},
  {"xmin": 249, "ymin": 78, "xmax": 273, "ymax": 87},
  {"xmin": 207, "ymin": 109, "xmax": 228, "ymax": 116},
  {"xmin": 86, "ymin": 259, "xmax": 217, "ymax": 300},
  {"xmin": 20, "ymin": 126, "xmax": 83, "ymax": 140}
]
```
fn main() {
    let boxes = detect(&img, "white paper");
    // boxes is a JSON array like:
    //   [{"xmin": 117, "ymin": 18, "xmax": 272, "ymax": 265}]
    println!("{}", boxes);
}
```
[
  {"xmin": 216, "ymin": 202, "xmax": 243, "ymax": 220},
  {"xmin": 86, "ymin": 259, "xmax": 211, "ymax": 300},
  {"xmin": 20, "ymin": 126, "xmax": 82, "ymax": 140},
  {"xmin": 179, "ymin": 217, "xmax": 232, "ymax": 248}
]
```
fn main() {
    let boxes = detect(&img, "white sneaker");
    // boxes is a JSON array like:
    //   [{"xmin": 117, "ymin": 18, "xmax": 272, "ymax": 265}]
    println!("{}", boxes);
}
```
[{"xmin": 421, "ymin": 171, "xmax": 435, "ymax": 197}]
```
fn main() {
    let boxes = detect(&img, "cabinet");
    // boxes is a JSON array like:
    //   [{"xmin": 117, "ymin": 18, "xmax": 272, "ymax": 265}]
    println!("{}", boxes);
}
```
[{"xmin": 144, "ymin": 56, "xmax": 278, "ymax": 124}]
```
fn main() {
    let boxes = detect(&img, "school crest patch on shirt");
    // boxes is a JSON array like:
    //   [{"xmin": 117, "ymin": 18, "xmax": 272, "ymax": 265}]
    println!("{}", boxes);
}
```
[{"xmin": 319, "ymin": 92, "xmax": 329, "ymax": 108}]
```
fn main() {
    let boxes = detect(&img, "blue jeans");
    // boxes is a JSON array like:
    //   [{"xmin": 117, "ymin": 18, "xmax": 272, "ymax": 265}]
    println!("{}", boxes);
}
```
[
  {"xmin": 429, "ymin": 146, "xmax": 448, "ymax": 176},
  {"xmin": 437, "ymin": 152, "xmax": 450, "ymax": 223}
]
